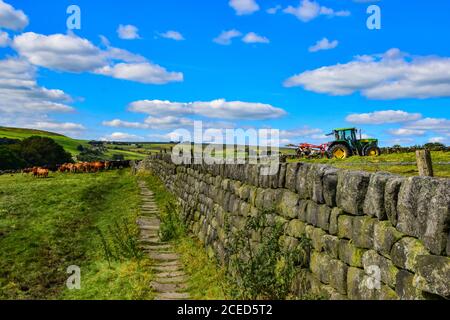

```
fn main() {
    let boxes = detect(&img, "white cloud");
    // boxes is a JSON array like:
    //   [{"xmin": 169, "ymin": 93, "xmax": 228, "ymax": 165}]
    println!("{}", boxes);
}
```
[
  {"xmin": 388, "ymin": 128, "xmax": 426, "ymax": 136},
  {"xmin": 0, "ymin": 0, "xmax": 28, "ymax": 31},
  {"xmin": 95, "ymin": 62, "xmax": 183, "ymax": 84},
  {"xmin": 242, "ymin": 32, "xmax": 270, "ymax": 44},
  {"xmin": 13, "ymin": 32, "xmax": 183, "ymax": 85},
  {"xmin": 405, "ymin": 117, "xmax": 450, "ymax": 131},
  {"xmin": 213, "ymin": 29, "xmax": 242, "ymax": 45},
  {"xmin": 0, "ymin": 57, "xmax": 84, "ymax": 136},
  {"xmin": 267, "ymin": 5, "xmax": 282, "ymax": 14},
  {"xmin": 128, "ymin": 99, "xmax": 287, "ymax": 120},
  {"xmin": 102, "ymin": 119, "xmax": 148, "ymax": 129},
  {"xmin": 101, "ymin": 132, "xmax": 143, "ymax": 142},
  {"xmin": 229, "ymin": 0, "xmax": 260, "ymax": 15},
  {"xmin": 13, "ymin": 32, "xmax": 106, "ymax": 72},
  {"xmin": 346, "ymin": 110, "xmax": 422, "ymax": 125},
  {"xmin": 309, "ymin": 38, "xmax": 338, "ymax": 52},
  {"xmin": 283, "ymin": 0, "xmax": 350, "ymax": 22},
  {"xmin": 31, "ymin": 121, "xmax": 85, "ymax": 132},
  {"xmin": 159, "ymin": 30, "xmax": 185, "ymax": 41},
  {"xmin": 285, "ymin": 48, "xmax": 450, "ymax": 99},
  {"xmin": 144, "ymin": 116, "xmax": 194, "ymax": 130},
  {"xmin": 428, "ymin": 137, "xmax": 446, "ymax": 143},
  {"xmin": 117, "ymin": 24, "xmax": 140, "ymax": 40},
  {"xmin": 0, "ymin": 29, "xmax": 10, "ymax": 47},
  {"xmin": 0, "ymin": 57, "xmax": 74, "ymax": 114}
]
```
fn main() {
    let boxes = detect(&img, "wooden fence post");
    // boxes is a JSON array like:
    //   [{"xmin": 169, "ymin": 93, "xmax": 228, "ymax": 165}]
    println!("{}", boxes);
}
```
[{"xmin": 416, "ymin": 149, "xmax": 434, "ymax": 177}]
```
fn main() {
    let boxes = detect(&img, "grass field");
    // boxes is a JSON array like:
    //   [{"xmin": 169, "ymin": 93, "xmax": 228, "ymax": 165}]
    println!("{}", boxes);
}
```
[
  {"xmin": 0, "ymin": 170, "xmax": 155, "ymax": 300},
  {"xmin": 294, "ymin": 151, "xmax": 450, "ymax": 178},
  {"xmin": 0, "ymin": 126, "xmax": 146, "ymax": 160},
  {"xmin": 0, "ymin": 127, "xmax": 89, "ymax": 156}
]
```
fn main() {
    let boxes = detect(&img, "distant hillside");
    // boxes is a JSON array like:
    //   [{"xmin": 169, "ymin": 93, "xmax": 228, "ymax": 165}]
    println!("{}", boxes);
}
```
[
  {"xmin": 0, "ymin": 127, "xmax": 88, "ymax": 155},
  {"xmin": 0, "ymin": 127, "xmax": 146, "ymax": 160}
]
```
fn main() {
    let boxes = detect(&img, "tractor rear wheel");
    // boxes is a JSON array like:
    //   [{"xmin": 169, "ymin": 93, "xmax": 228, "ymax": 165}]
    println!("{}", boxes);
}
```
[
  {"xmin": 364, "ymin": 146, "xmax": 381, "ymax": 157},
  {"xmin": 329, "ymin": 144, "xmax": 351, "ymax": 159}
]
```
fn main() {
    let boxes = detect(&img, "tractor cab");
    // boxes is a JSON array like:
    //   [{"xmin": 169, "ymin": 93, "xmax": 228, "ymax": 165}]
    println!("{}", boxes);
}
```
[{"xmin": 327, "ymin": 128, "xmax": 381, "ymax": 159}]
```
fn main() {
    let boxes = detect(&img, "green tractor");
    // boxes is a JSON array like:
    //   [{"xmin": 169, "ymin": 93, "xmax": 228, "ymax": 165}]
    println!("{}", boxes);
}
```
[{"xmin": 327, "ymin": 128, "xmax": 381, "ymax": 159}]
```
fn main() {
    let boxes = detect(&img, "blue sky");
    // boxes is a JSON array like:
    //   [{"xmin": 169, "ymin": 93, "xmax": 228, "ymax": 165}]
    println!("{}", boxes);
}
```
[{"xmin": 0, "ymin": 0, "xmax": 449, "ymax": 146}]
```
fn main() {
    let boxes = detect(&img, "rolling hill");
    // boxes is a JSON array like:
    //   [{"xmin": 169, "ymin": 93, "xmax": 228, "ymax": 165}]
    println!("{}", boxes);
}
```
[{"xmin": 0, "ymin": 127, "xmax": 146, "ymax": 159}]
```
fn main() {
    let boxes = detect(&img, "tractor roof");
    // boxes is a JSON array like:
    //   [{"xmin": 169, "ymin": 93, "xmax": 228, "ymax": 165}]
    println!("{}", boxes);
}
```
[{"xmin": 333, "ymin": 127, "xmax": 356, "ymax": 131}]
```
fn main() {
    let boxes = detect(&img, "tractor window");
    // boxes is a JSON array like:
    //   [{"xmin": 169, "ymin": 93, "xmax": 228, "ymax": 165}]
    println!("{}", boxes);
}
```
[{"xmin": 343, "ymin": 130, "xmax": 355, "ymax": 142}]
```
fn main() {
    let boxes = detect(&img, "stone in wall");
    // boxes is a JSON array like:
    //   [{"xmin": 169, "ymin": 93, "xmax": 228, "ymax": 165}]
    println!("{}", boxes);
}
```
[
  {"xmin": 329, "ymin": 207, "xmax": 344, "ymax": 236},
  {"xmin": 413, "ymin": 255, "xmax": 450, "ymax": 298},
  {"xmin": 336, "ymin": 170, "xmax": 371, "ymax": 215},
  {"xmin": 352, "ymin": 216, "xmax": 376, "ymax": 249},
  {"xmin": 397, "ymin": 177, "xmax": 450, "ymax": 255},
  {"xmin": 339, "ymin": 239, "xmax": 365, "ymax": 268},
  {"xmin": 317, "ymin": 205, "xmax": 331, "ymax": 231},
  {"xmin": 384, "ymin": 177, "xmax": 405, "ymax": 227},
  {"xmin": 322, "ymin": 167, "xmax": 339, "ymax": 207},
  {"xmin": 395, "ymin": 270, "xmax": 426, "ymax": 300},
  {"xmin": 277, "ymin": 190, "xmax": 300, "ymax": 218},
  {"xmin": 285, "ymin": 219, "xmax": 306, "ymax": 238},
  {"xmin": 362, "ymin": 250, "xmax": 399, "ymax": 289},
  {"xmin": 322, "ymin": 234, "xmax": 340, "ymax": 259},
  {"xmin": 390, "ymin": 237, "xmax": 429, "ymax": 272},
  {"xmin": 348, "ymin": 267, "xmax": 399, "ymax": 300},
  {"xmin": 296, "ymin": 163, "xmax": 312, "ymax": 199},
  {"xmin": 373, "ymin": 221, "xmax": 404, "ymax": 258},
  {"xmin": 337, "ymin": 215, "xmax": 353, "ymax": 240},
  {"xmin": 285, "ymin": 163, "xmax": 300, "ymax": 192},
  {"xmin": 363, "ymin": 172, "xmax": 395, "ymax": 220}
]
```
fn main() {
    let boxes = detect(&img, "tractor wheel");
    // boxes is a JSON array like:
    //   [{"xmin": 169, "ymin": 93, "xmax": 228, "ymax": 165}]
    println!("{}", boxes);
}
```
[
  {"xmin": 329, "ymin": 144, "xmax": 351, "ymax": 159},
  {"xmin": 364, "ymin": 146, "xmax": 381, "ymax": 157}
]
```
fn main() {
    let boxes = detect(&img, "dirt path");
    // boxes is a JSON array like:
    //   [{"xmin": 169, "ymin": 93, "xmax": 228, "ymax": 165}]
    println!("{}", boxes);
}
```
[{"xmin": 137, "ymin": 181, "xmax": 190, "ymax": 300}]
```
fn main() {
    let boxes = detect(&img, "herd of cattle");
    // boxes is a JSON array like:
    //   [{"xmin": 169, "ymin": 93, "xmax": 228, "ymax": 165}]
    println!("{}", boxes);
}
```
[{"xmin": 20, "ymin": 160, "xmax": 131, "ymax": 178}]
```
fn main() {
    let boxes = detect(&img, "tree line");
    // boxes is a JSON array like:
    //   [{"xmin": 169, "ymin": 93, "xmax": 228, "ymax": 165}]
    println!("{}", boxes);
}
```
[{"xmin": 0, "ymin": 136, "xmax": 73, "ymax": 170}]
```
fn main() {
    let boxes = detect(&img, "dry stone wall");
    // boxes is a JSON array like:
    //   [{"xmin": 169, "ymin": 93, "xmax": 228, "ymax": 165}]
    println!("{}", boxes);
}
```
[{"xmin": 137, "ymin": 154, "xmax": 450, "ymax": 300}]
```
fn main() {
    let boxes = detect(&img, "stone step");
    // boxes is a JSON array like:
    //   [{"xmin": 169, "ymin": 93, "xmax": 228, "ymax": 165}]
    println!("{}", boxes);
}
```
[
  {"xmin": 154, "ymin": 275, "xmax": 188, "ymax": 284},
  {"xmin": 150, "ymin": 281, "xmax": 187, "ymax": 293},
  {"xmin": 156, "ymin": 271, "xmax": 186, "ymax": 278},
  {"xmin": 139, "ymin": 237, "xmax": 160, "ymax": 244},
  {"xmin": 151, "ymin": 264, "xmax": 182, "ymax": 273},
  {"xmin": 137, "ymin": 218, "xmax": 160, "ymax": 226},
  {"xmin": 140, "ymin": 225, "xmax": 159, "ymax": 231},
  {"xmin": 142, "ymin": 246, "xmax": 172, "ymax": 253},
  {"xmin": 141, "ymin": 232, "xmax": 159, "ymax": 239},
  {"xmin": 149, "ymin": 252, "xmax": 180, "ymax": 261},
  {"xmin": 143, "ymin": 244, "xmax": 172, "ymax": 250},
  {"xmin": 142, "ymin": 201, "xmax": 156, "ymax": 205},
  {"xmin": 154, "ymin": 292, "xmax": 190, "ymax": 300},
  {"xmin": 137, "ymin": 217, "xmax": 160, "ymax": 224}
]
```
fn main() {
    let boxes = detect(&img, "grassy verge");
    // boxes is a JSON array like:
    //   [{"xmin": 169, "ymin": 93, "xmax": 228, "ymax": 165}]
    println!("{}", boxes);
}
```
[
  {"xmin": 138, "ymin": 171, "xmax": 230, "ymax": 299},
  {"xmin": 0, "ymin": 170, "xmax": 154, "ymax": 300}
]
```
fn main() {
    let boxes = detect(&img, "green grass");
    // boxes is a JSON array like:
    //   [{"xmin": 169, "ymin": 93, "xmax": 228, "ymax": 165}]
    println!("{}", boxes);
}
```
[
  {"xmin": 291, "ymin": 151, "xmax": 450, "ymax": 177},
  {"xmin": 0, "ymin": 126, "xmax": 89, "ymax": 156},
  {"xmin": 0, "ymin": 170, "xmax": 155, "ymax": 300},
  {"xmin": 138, "ymin": 172, "xmax": 230, "ymax": 299},
  {"xmin": 0, "ymin": 126, "xmax": 146, "ymax": 160}
]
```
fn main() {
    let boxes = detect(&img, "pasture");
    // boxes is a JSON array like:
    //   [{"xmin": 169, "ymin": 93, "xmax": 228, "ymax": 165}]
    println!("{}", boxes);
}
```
[
  {"xmin": 0, "ymin": 170, "xmax": 154, "ymax": 299},
  {"xmin": 295, "ymin": 151, "xmax": 450, "ymax": 178}
]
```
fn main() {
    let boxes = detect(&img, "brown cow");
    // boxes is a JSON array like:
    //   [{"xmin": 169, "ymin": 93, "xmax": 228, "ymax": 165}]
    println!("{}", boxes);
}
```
[{"xmin": 32, "ymin": 167, "xmax": 49, "ymax": 178}]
